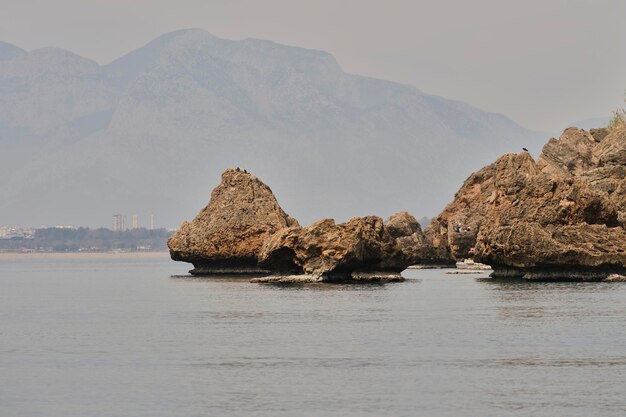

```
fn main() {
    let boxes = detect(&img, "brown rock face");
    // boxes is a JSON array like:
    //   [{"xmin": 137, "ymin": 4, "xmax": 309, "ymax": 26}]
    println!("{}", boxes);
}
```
[
  {"xmin": 385, "ymin": 211, "xmax": 429, "ymax": 265},
  {"xmin": 258, "ymin": 212, "xmax": 425, "ymax": 281},
  {"xmin": 426, "ymin": 126, "xmax": 626, "ymax": 280},
  {"xmin": 475, "ymin": 223, "xmax": 626, "ymax": 279},
  {"xmin": 168, "ymin": 169, "xmax": 299, "ymax": 275},
  {"xmin": 537, "ymin": 127, "xmax": 598, "ymax": 176},
  {"xmin": 539, "ymin": 126, "xmax": 626, "ymax": 224}
]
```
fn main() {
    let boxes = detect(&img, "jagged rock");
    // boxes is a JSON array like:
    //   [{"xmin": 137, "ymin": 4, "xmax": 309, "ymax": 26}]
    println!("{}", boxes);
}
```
[
  {"xmin": 475, "ymin": 223, "xmax": 626, "ymax": 280},
  {"xmin": 258, "ymin": 213, "xmax": 423, "ymax": 281},
  {"xmin": 539, "ymin": 125, "xmax": 626, "ymax": 224},
  {"xmin": 594, "ymin": 126, "xmax": 626, "ymax": 166},
  {"xmin": 537, "ymin": 127, "xmax": 597, "ymax": 176},
  {"xmin": 168, "ymin": 169, "xmax": 299, "ymax": 275},
  {"xmin": 422, "ymin": 153, "xmax": 551, "ymax": 263},
  {"xmin": 590, "ymin": 127, "xmax": 610, "ymax": 142},
  {"xmin": 385, "ymin": 211, "xmax": 428, "ymax": 265},
  {"xmin": 426, "ymin": 125, "xmax": 626, "ymax": 280}
]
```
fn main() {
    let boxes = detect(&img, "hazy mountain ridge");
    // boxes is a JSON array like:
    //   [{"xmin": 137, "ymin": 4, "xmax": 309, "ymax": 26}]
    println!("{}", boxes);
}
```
[
  {"xmin": 0, "ymin": 41, "xmax": 25, "ymax": 61},
  {"xmin": 0, "ymin": 29, "xmax": 544, "ymax": 228},
  {"xmin": 0, "ymin": 45, "xmax": 117, "ymax": 143}
]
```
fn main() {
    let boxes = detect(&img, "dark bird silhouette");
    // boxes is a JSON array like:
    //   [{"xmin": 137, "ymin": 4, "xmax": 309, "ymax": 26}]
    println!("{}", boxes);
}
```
[
  {"xmin": 522, "ymin": 147, "xmax": 529, "ymax": 152},
  {"xmin": 236, "ymin": 167, "xmax": 240, "ymax": 171},
  {"xmin": 244, "ymin": 169, "xmax": 248, "ymax": 174}
]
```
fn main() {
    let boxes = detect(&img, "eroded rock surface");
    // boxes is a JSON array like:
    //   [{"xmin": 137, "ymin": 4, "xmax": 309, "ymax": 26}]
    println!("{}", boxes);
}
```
[
  {"xmin": 425, "ymin": 126, "xmax": 626, "ymax": 280},
  {"xmin": 258, "ymin": 212, "xmax": 426, "ymax": 281},
  {"xmin": 539, "ymin": 126, "xmax": 626, "ymax": 225},
  {"xmin": 168, "ymin": 169, "xmax": 299, "ymax": 274},
  {"xmin": 385, "ymin": 211, "xmax": 428, "ymax": 265}
]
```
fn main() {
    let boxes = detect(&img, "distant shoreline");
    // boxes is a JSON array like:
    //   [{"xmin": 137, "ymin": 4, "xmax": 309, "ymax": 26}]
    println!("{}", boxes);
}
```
[{"xmin": 0, "ymin": 252, "xmax": 171, "ymax": 260}]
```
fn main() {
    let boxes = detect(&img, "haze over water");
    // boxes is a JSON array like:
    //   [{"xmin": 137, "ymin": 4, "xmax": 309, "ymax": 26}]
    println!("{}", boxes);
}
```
[{"xmin": 1, "ymin": 256, "xmax": 625, "ymax": 416}]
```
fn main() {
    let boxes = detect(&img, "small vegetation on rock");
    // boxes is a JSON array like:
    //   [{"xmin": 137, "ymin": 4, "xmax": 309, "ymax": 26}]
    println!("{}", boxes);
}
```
[{"xmin": 608, "ymin": 91, "xmax": 625, "ymax": 131}]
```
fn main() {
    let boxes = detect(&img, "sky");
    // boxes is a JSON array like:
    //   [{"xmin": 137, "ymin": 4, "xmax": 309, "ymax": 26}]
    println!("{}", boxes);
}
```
[{"xmin": 1, "ymin": 0, "xmax": 625, "ymax": 132}]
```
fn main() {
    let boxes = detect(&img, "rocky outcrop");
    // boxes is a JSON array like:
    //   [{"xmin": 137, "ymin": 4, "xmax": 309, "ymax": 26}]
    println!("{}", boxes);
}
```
[
  {"xmin": 539, "ymin": 126, "xmax": 626, "ymax": 225},
  {"xmin": 536, "ymin": 127, "xmax": 599, "ymax": 176},
  {"xmin": 168, "ymin": 169, "xmax": 299, "ymax": 274},
  {"xmin": 475, "ymin": 223, "xmax": 626, "ymax": 280},
  {"xmin": 168, "ymin": 169, "xmax": 425, "ymax": 282},
  {"xmin": 258, "ymin": 213, "xmax": 426, "ymax": 282},
  {"xmin": 426, "ymin": 126, "xmax": 626, "ymax": 280},
  {"xmin": 385, "ymin": 211, "xmax": 429, "ymax": 264}
]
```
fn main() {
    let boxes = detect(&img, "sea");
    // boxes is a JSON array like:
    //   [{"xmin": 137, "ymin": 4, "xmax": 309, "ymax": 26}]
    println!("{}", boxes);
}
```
[{"xmin": 1, "ymin": 255, "xmax": 625, "ymax": 417}]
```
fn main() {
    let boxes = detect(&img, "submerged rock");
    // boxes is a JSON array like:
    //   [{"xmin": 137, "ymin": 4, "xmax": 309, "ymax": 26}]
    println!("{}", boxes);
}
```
[
  {"xmin": 251, "ymin": 275, "xmax": 323, "ymax": 284},
  {"xmin": 168, "ymin": 169, "xmax": 299, "ymax": 275},
  {"xmin": 426, "ymin": 126, "xmax": 626, "ymax": 280},
  {"xmin": 258, "ymin": 213, "xmax": 425, "ymax": 281},
  {"xmin": 251, "ymin": 272, "xmax": 404, "ymax": 284}
]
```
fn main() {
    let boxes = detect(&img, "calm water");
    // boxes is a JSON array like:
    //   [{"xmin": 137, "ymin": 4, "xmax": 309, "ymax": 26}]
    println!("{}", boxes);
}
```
[{"xmin": 1, "ymin": 256, "xmax": 626, "ymax": 417}]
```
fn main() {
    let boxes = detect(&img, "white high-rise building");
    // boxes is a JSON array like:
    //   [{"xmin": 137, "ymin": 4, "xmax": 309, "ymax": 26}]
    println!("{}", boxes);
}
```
[
  {"xmin": 149, "ymin": 214, "xmax": 154, "ymax": 230},
  {"xmin": 112, "ymin": 214, "xmax": 126, "ymax": 231},
  {"xmin": 132, "ymin": 214, "xmax": 139, "ymax": 230}
]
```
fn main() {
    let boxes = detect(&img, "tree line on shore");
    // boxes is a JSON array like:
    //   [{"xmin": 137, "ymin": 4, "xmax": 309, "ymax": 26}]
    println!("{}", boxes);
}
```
[{"xmin": 0, "ymin": 227, "xmax": 172, "ymax": 253}]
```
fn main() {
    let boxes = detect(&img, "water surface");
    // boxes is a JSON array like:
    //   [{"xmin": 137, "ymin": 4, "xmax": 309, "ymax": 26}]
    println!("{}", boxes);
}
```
[{"xmin": 1, "ymin": 256, "xmax": 625, "ymax": 416}]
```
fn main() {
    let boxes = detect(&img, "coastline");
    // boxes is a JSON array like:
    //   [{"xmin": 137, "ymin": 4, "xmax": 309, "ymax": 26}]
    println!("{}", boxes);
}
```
[{"xmin": 0, "ymin": 251, "xmax": 171, "ymax": 260}]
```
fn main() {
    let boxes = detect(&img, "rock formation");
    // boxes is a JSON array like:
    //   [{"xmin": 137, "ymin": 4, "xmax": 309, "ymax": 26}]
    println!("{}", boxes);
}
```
[
  {"xmin": 257, "ymin": 212, "xmax": 426, "ymax": 282},
  {"xmin": 168, "ymin": 169, "xmax": 425, "ymax": 282},
  {"xmin": 538, "ymin": 126, "xmax": 626, "ymax": 225},
  {"xmin": 385, "ymin": 211, "xmax": 429, "ymax": 263},
  {"xmin": 425, "ymin": 125, "xmax": 626, "ymax": 280},
  {"xmin": 168, "ymin": 169, "xmax": 299, "ymax": 274}
]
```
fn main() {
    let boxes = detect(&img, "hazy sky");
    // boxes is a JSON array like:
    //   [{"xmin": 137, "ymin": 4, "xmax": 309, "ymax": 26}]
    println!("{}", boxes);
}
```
[{"xmin": 1, "ymin": 0, "xmax": 625, "ymax": 132}]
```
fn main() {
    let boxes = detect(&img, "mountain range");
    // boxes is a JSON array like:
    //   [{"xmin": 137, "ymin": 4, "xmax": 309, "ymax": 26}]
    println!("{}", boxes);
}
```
[{"xmin": 0, "ymin": 29, "xmax": 545, "ymax": 228}]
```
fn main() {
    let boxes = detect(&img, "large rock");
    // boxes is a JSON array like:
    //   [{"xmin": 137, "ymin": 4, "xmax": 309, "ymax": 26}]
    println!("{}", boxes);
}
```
[
  {"xmin": 258, "ymin": 213, "xmax": 425, "ymax": 281},
  {"xmin": 474, "ymin": 223, "xmax": 626, "ymax": 280},
  {"xmin": 168, "ymin": 168, "xmax": 299, "ymax": 274},
  {"xmin": 425, "ymin": 126, "xmax": 626, "ymax": 280}
]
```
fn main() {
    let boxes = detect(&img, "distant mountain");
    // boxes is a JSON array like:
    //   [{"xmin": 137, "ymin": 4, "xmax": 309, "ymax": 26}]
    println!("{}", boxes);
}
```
[
  {"xmin": 0, "ymin": 41, "xmax": 25, "ymax": 61},
  {"xmin": 0, "ymin": 29, "xmax": 545, "ymax": 228}
]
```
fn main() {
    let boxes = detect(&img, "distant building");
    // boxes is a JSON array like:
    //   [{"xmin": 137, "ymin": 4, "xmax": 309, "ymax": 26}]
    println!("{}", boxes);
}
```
[
  {"xmin": 149, "ymin": 214, "xmax": 154, "ymax": 230},
  {"xmin": 112, "ymin": 214, "xmax": 126, "ymax": 231},
  {"xmin": 132, "ymin": 214, "xmax": 139, "ymax": 230},
  {"xmin": 0, "ymin": 226, "xmax": 35, "ymax": 239},
  {"xmin": 53, "ymin": 225, "xmax": 76, "ymax": 230}
]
